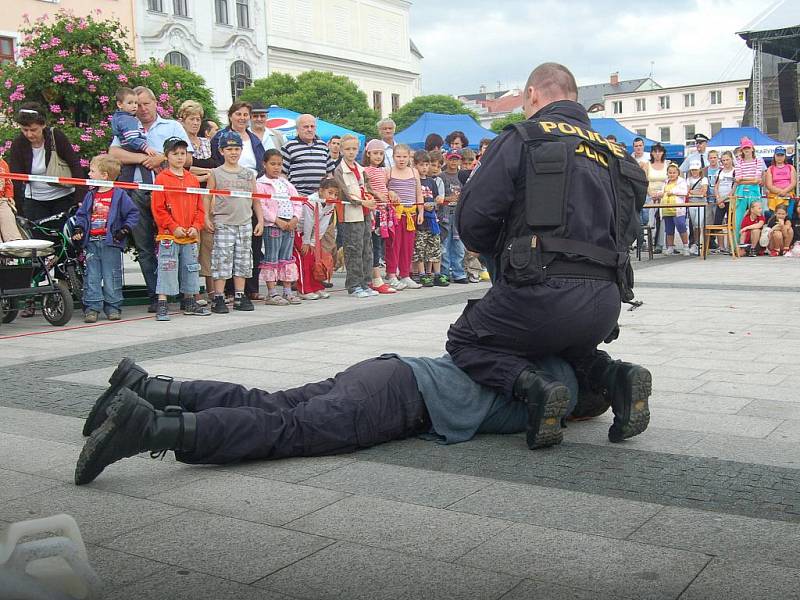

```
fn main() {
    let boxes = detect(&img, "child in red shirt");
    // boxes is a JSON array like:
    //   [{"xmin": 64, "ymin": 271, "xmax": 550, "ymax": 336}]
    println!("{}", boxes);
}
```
[{"xmin": 739, "ymin": 201, "xmax": 765, "ymax": 257}]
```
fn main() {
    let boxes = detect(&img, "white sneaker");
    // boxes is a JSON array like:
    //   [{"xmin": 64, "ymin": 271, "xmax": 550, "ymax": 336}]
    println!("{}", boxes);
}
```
[
  {"xmin": 689, "ymin": 243, "xmax": 699, "ymax": 256},
  {"xmin": 351, "ymin": 287, "xmax": 370, "ymax": 298},
  {"xmin": 401, "ymin": 276, "xmax": 422, "ymax": 289},
  {"xmin": 365, "ymin": 287, "xmax": 379, "ymax": 296},
  {"xmin": 301, "ymin": 292, "xmax": 320, "ymax": 300},
  {"xmin": 318, "ymin": 291, "xmax": 331, "ymax": 299},
  {"xmin": 681, "ymin": 247, "xmax": 691, "ymax": 256},
  {"xmin": 387, "ymin": 277, "xmax": 407, "ymax": 290}
]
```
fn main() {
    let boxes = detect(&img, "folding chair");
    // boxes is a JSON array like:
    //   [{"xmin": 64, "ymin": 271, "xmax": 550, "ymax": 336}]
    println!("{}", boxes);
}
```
[{"xmin": 702, "ymin": 197, "xmax": 737, "ymax": 260}]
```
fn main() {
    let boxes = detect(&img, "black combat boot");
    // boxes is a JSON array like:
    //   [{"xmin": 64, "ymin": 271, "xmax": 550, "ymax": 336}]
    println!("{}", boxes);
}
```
[
  {"xmin": 75, "ymin": 389, "xmax": 196, "ymax": 486},
  {"xmin": 513, "ymin": 368, "xmax": 571, "ymax": 450},
  {"xmin": 572, "ymin": 351, "xmax": 652, "ymax": 443},
  {"xmin": 83, "ymin": 358, "xmax": 183, "ymax": 436}
]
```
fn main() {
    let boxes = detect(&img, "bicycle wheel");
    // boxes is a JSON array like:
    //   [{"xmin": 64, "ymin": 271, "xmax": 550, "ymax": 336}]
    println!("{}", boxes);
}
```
[{"xmin": 42, "ymin": 281, "xmax": 74, "ymax": 326}]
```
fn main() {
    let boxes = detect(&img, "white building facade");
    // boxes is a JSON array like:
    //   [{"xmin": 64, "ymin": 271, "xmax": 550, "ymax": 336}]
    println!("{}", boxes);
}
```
[
  {"xmin": 600, "ymin": 79, "xmax": 750, "ymax": 145},
  {"xmin": 265, "ymin": 0, "xmax": 422, "ymax": 118},
  {"xmin": 136, "ymin": 0, "xmax": 269, "ymax": 113}
]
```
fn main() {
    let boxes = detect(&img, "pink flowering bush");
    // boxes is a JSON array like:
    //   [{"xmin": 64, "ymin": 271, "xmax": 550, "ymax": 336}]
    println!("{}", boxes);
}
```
[{"xmin": 0, "ymin": 10, "xmax": 216, "ymax": 161}]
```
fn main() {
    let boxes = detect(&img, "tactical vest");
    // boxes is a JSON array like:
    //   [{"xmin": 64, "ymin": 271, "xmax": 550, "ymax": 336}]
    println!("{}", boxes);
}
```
[{"xmin": 499, "ymin": 119, "xmax": 648, "ymax": 302}]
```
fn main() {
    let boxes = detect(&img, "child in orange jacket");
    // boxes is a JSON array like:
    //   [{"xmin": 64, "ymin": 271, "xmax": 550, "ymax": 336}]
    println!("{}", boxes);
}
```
[{"xmin": 151, "ymin": 137, "xmax": 210, "ymax": 320}]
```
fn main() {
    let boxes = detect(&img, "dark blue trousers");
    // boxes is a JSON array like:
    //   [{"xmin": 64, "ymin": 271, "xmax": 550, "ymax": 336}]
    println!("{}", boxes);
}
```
[
  {"xmin": 175, "ymin": 356, "xmax": 429, "ymax": 464},
  {"xmin": 446, "ymin": 278, "xmax": 621, "ymax": 397}
]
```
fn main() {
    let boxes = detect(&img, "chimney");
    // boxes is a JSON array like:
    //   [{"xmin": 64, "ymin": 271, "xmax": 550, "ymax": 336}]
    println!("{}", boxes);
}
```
[{"xmin": 610, "ymin": 72, "xmax": 620, "ymax": 86}]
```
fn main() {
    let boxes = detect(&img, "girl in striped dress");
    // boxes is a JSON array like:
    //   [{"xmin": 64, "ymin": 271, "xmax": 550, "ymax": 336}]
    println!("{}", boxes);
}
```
[
  {"xmin": 733, "ymin": 137, "xmax": 765, "ymax": 240},
  {"xmin": 385, "ymin": 144, "xmax": 424, "ymax": 290},
  {"xmin": 363, "ymin": 139, "xmax": 397, "ymax": 294}
]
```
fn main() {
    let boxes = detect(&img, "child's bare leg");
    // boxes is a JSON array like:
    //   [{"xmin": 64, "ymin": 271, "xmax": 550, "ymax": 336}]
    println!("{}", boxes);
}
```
[
  {"xmin": 783, "ymin": 226, "xmax": 793, "ymax": 250},
  {"xmin": 213, "ymin": 279, "xmax": 226, "ymax": 295},
  {"xmin": 770, "ymin": 230, "xmax": 783, "ymax": 251},
  {"xmin": 666, "ymin": 234, "xmax": 675, "ymax": 248},
  {"xmin": 431, "ymin": 260, "xmax": 441, "ymax": 273},
  {"xmin": 749, "ymin": 229, "xmax": 761, "ymax": 249},
  {"xmin": 233, "ymin": 276, "xmax": 246, "ymax": 293}
]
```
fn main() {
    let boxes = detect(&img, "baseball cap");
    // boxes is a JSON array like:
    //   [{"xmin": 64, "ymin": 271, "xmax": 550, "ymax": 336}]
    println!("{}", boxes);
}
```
[
  {"xmin": 250, "ymin": 101, "xmax": 269, "ymax": 114},
  {"xmin": 163, "ymin": 136, "xmax": 188, "ymax": 154},
  {"xmin": 446, "ymin": 152, "xmax": 462, "ymax": 160},
  {"xmin": 365, "ymin": 139, "xmax": 384, "ymax": 153},
  {"xmin": 693, "ymin": 133, "xmax": 710, "ymax": 143},
  {"xmin": 218, "ymin": 130, "xmax": 243, "ymax": 149},
  {"xmin": 688, "ymin": 158, "xmax": 702, "ymax": 170},
  {"xmin": 740, "ymin": 137, "xmax": 755, "ymax": 149},
  {"xmin": 775, "ymin": 146, "xmax": 786, "ymax": 155}
]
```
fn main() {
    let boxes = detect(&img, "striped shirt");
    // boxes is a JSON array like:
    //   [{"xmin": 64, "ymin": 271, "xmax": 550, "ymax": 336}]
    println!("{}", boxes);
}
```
[
  {"xmin": 281, "ymin": 137, "xmax": 335, "ymax": 196},
  {"xmin": 734, "ymin": 158, "xmax": 764, "ymax": 182}
]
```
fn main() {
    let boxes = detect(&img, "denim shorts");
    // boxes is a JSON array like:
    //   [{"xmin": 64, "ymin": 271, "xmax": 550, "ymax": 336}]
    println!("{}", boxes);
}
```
[{"xmin": 156, "ymin": 240, "xmax": 201, "ymax": 296}]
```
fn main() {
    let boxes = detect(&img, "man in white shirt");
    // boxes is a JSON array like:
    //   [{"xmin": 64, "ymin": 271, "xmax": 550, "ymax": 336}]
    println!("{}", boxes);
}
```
[
  {"xmin": 249, "ymin": 102, "xmax": 286, "ymax": 152},
  {"xmin": 631, "ymin": 137, "xmax": 650, "ymax": 165},
  {"xmin": 679, "ymin": 133, "xmax": 710, "ymax": 174},
  {"xmin": 377, "ymin": 118, "xmax": 397, "ymax": 167}
]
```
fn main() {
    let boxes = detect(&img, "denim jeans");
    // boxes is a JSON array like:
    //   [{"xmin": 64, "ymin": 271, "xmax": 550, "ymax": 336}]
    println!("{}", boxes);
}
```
[
  {"xmin": 129, "ymin": 190, "xmax": 158, "ymax": 301},
  {"xmin": 83, "ymin": 239, "xmax": 123, "ymax": 315},
  {"xmin": 155, "ymin": 240, "xmax": 201, "ymax": 296},
  {"xmin": 440, "ymin": 227, "xmax": 466, "ymax": 280}
]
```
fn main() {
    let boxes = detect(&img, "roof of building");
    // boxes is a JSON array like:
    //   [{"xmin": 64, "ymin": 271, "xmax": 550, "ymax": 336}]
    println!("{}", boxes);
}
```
[
  {"xmin": 604, "ymin": 78, "xmax": 750, "ymax": 97},
  {"xmin": 459, "ymin": 90, "xmax": 511, "ymax": 102},
  {"xmin": 738, "ymin": 0, "xmax": 800, "ymax": 61},
  {"xmin": 482, "ymin": 93, "xmax": 524, "ymax": 114},
  {"xmin": 577, "ymin": 78, "xmax": 652, "ymax": 111},
  {"xmin": 410, "ymin": 39, "xmax": 423, "ymax": 59}
]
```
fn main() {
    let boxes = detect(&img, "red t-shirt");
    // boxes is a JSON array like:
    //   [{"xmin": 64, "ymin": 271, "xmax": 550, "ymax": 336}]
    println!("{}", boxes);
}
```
[
  {"xmin": 89, "ymin": 190, "xmax": 114, "ymax": 237},
  {"xmin": 740, "ymin": 213, "xmax": 765, "ymax": 230}
]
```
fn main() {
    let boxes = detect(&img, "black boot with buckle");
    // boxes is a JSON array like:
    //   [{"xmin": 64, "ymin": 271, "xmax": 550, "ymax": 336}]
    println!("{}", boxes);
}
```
[
  {"xmin": 75, "ymin": 388, "xmax": 197, "ymax": 485},
  {"xmin": 513, "ymin": 368, "xmax": 571, "ymax": 450},
  {"xmin": 83, "ymin": 358, "xmax": 183, "ymax": 436}
]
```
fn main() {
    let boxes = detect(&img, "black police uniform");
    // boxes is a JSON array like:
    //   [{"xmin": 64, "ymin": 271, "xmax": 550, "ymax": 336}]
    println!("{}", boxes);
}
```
[{"xmin": 445, "ymin": 100, "xmax": 647, "ymax": 397}]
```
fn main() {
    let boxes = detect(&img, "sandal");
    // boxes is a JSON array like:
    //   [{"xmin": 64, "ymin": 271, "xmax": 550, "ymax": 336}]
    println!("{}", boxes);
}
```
[
  {"xmin": 264, "ymin": 294, "xmax": 289, "ymax": 306},
  {"xmin": 284, "ymin": 293, "xmax": 302, "ymax": 305}
]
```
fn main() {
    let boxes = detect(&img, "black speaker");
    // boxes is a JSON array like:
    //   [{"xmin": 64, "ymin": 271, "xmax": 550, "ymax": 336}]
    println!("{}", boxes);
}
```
[{"xmin": 778, "ymin": 62, "xmax": 798, "ymax": 122}]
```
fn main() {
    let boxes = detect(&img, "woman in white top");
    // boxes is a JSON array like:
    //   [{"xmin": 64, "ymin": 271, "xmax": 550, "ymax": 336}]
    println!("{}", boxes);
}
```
[{"xmin": 642, "ymin": 143, "xmax": 668, "ymax": 252}]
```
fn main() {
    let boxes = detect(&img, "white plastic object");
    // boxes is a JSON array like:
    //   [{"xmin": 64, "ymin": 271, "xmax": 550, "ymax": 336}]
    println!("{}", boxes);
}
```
[{"xmin": 0, "ymin": 514, "xmax": 102, "ymax": 599}]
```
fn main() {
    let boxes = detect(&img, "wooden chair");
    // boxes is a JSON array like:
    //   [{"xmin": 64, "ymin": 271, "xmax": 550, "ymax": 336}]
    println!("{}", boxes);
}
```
[
  {"xmin": 702, "ymin": 196, "xmax": 737, "ymax": 260},
  {"xmin": 636, "ymin": 225, "xmax": 654, "ymax": 261}
]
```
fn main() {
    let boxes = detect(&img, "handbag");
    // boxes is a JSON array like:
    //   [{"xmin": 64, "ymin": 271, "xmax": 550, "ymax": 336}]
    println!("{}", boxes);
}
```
[
  {"xmin": 310, "ymin": 202, "xmax": 334, "ymax": 283},
  {"xmin": 759, "ymin": 225, "xmax": 772, "ymax": 248},
  {"xmin": 45, "ymin": 128, "xmax": 72, "ymax": 186}
]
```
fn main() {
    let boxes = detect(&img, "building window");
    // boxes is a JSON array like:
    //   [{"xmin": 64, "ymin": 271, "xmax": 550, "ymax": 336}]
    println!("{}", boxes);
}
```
[
  {"xmin": 684, "ymin": 124, "xmax": 696, "ymax": 141},
  {"xmin": 710, "ymin": 90, "xmax": 722, "ymax": 105},
  {"xmin": 612, "ymin": 101, "xmax": 623, "ymax": 115},
  {"xmin": 148, "ymin": 0, "xmax": 165, "ymax": 12},
  {"xmin": 215, "ymin": 0, "xmax": 229, "ymax": 25},
  {"xmin": 710, "ymin": 121, "xmax": 722, "ymax": 136},
  {"xmin": 635, "ymin": 128, "xmax": 647, "ymax": 137},
  {"xmin": 236, "ymin": 0, "xmax": 250, "ymax": 28},
  {"xmin": 165, "ymin": 51, "xmax": 190, "ymax": 70},
  {"xmin": 737, "ymin": 88, "xmax": 747, "ymax": 103},
  {"xmin": 391, "ymin": 93, "xmax": 400, "ymax": 113},
  {"xmin": 373, "ymin": 91, "xmax": 382, "ymax": 114},
  {"xmin": 635, "ymin": 98, "xmax": 646, "ymax": 112},
  {"xmin": 0, "ymin": 37, "xmax": 14, "ymax": 64},
  {"xmin": 230, "ymin": 60, "xmax": 251, "ymax": 100},
  {"xmin": 684, "ymin": 93, "xmax": 695, "ymax": 108},
  {"xmin": 173, "ymin": 0, "xmax": 189, "ymax": 17},
  {"xmin": 658, "ymin": 95, "xmax": 670, "ymax": 110},
  {"xmin": 660, "ymin": 127, "xmax": 671, "ymax": 143}
]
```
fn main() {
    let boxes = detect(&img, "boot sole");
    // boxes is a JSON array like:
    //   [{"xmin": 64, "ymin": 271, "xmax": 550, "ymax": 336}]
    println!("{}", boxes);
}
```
[
  {"xmin": 75, "ymin": 394, "xmax": 137, "ymax": 485},
  {"xmin": 527, "ymin": 384, "xmax": 570, "ymax": 449},
  {"xmin": 609, "ymin": 367, "xmax": 652, "ymax": 443},
  {"xmin": 82, "ymin": 357, "xmax": 137, "ymax": 437}
]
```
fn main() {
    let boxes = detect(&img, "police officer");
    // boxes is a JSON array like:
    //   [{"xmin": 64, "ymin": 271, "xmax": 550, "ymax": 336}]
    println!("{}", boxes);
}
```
[{"xmin": 445, "ymin": 63, "xmax": 652, "ymax": 448}]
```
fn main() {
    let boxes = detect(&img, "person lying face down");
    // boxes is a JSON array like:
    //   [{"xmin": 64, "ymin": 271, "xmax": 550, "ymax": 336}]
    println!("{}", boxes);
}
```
[{"xmin": 75, "ymin": 351, "xmax": 650, "ymax": 485}]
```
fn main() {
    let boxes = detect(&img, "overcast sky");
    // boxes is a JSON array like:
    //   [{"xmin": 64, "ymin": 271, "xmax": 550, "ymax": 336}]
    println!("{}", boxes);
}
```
[{"xmin": 409, "ymin": 0, "xmax": 771, "ymax": 95}]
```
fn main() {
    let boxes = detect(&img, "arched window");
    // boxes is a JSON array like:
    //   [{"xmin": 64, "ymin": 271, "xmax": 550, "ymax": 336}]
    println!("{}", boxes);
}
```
[
  {"xmin": 230, "ymin": 60, "xmax": 252, "ymax": 100},
  {"xmin": 165, "ymin": 51, "xmax": 190, "ymax": 70}
]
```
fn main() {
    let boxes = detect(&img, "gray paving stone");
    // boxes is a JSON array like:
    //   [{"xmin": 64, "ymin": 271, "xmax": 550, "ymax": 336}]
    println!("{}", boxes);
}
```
[
  {"xmin": 149, "ymin": 473, "xmax": 348, "ymax": 526},
  {"xmin": 499, "ymin": 579, "xmax": 632, "ymax": 600},
  {"xmin": 646, "ymin": 408, "xmax": 781, "ymax": 438},
  {"xmin": 686, "ymin": 434, "xmax": 800, "ymax": 469},
  {"xmin": 0, "ymin": 468, "xmax": 62, "ymax": 502},
  {"xmin": 112, "ymin": 567, "xmax": 296, "ymax": 600},
  {"xmin": 459, "ymin": 523, "xmax": 709, "ymax": 600},
  {"xmin": 696, "ymin": 380, "xmax": 800, "ymax": 403},
  {"xmin": 0, "ymin": 433, "xmax": 80, "ymax": 474},
  {"xmin": 0, "ymin": 484, "xmax": 185, "ymax": 543},
  {"xmin": 738, "ymin": 399, "xmax": 800, "ymax": 421},
  {"xmin": 287, "ymin": 495, "xmax": 511, "ymax": 561},
  {"xmin": 104, "ymin": 510, "xmax": 333, "ymax": 584},
  {"xmin": 766, "ymin": 419, "xmax": 800, "ymax": 444},
  {"xmin": 696, "ymin": 370, "xmax": 787, "ymax": 386},
  {"xmin": 448, "ymin": 481, "xmax": 663, "ymax": 539},
  {"xmin": 303, "ymin": 461, "xmax": 492, "ymax": 508},
  {"xmin": 86, "ymin": 544, "xmax": 166, "ymax": 591},
  {"xmin": 219, "ymin": 455, "xmax": 356, "ymax": 483},
  {"xmin": 680, "ymin": 558, "xmax": 800, "ymax": 600},
  {"xmin": 629, "ymin": 506, "xmax": 800, "ymax": 568},
  {"xmin": 649, "ymin": 392, "xmax": 752, "ymax": 415},
  {"xmin": 0, "ymin": 407, "xmax": 84, "ymax": 445},
  {"xmin": 258, "ymin": 540, "xmax": 520, "ymax": 600}
]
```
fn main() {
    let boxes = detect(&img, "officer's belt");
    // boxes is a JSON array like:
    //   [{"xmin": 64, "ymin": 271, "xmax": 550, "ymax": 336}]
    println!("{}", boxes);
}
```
[{"xmin": 540, "ymin": 237, "xmax": 617, "ymax": 281}]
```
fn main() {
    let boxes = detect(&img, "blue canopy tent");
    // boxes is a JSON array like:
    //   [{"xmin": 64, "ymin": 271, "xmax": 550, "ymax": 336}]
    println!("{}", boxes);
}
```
[
  {"xmin": 590, "ymin": 118, "xmax": 685, "ymax": 160},
  {"xmin": 264, "ymin": 106, "xmax": 365, "ymax": 147},
  {"xmin": 395, "ymin": 112, "xmax": 497, "ymax": 150},
  {"xmin": 707, "ymin": 127, "xmax": 794, "ymax": 162}
]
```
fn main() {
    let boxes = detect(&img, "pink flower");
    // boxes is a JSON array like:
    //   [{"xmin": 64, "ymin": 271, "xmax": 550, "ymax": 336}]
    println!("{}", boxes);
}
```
[
  {"xmin": 78, "ymin": 19, "xmax": 88, "ymax": 30},
  {"xmin": 9, "ymin": 91, "xmax": 25, "ymax": 102},
  {"xmin": 80, "ymin": 158, "xmax": 90, "ymax": 168},
  {"xmin": 53, "ymin": 64, "xmax": 64, "ymax": 73},
  {"xmin": 175, "ymin": 82, "xmax": 182, "ymax": 90},
  {"xmin": 49, "ymin": 37, "xmax": 61, "ymax": 46},
  {"xmin": 161, "ymin": 81, "xmax": 169, "ymax": 90},
  {"xmin": 101, "ymin": 62, "xmax": 120, "ymax": 72},
  {"xmin": 58, "ymin": 117, "xmax": 66, "ymax": 125},
  {"xmin": 139, "ymin": 70, "xmax": 150, "ymax": 77},
  {"xmin": 66, "ymin": 23, "xmax": 74, "ymax": 33},
  {"xmin": 88, "ymin": 84, "xmax": 96, "ymax": 92},
  {"xmin": 58, "ymin": 50, "xmax": 69, "ymax": 57},
  {"xmin": 117, "ymin": 73, "xmax": 128, "ymax": 83},
  {"xmin": 39, "ymin": 42, "xmax": 50, "ymax": 50},
  {"xmin": 71, "ymin": 144, "xmax": 80, "ymax": 153},
  {"xmin": 98, "ymin": 95, "xmax": 109, "ymax": 104},
  {"xmin": 49, "ymin": 104, "xmax": 61, "ymax": 114},
  {"xmin": 94, "ymin": 128, "xmax": 104, "ymax": 136},
  {"xmin": 67, "ymin": 77, "xmax": 78, "ymax": 84},
  {"xmin": 158, "ymin": 93, "xmax": 169, "ymax": 103},
  {"xmin": 3, "ymin": 79, "xmax": 12, "ymax": 89},
  {"xmin": 80, "ymin": 134, "xmax": 92, "ymax": 142}
]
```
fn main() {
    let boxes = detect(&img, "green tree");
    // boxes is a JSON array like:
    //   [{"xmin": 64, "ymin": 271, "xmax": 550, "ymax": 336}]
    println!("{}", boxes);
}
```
[
  {"xmin": 0, "ymin": 10, "xmax": 217, "ymax": 165},
  {"xmin": 241, "ymin": 71, "xmax": 379, "ymax": 137},
  {"xmin": 490, "ymin": 112, "xmax": 526, "ymax": 133},
  {"xmin": 389, "ymin": 95, "xmax": 478, "ymax": 131}
]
